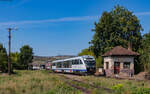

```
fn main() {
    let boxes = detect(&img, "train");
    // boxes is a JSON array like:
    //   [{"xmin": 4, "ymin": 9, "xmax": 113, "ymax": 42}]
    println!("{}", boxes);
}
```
[{"xmin": 51, "ymin": 55, "xmax": 96, "ymax": 75}]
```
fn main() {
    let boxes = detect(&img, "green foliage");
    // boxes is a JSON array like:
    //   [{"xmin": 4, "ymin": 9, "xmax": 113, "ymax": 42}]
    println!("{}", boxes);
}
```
[
  {"xmin": 90, "ymin": 5, "xmax": 143, "ymax": 57},
  {"xmin": 11, "ymin": 52, "xmax": 19, "ymax": 63},
  {"xmin": 80, "ymin": 5, "xmax": 143, "ymax": 70},
  {"xmin": 112, "ymin": 84, "xmax": 124, "ymax": 94},
  {"xmin": 0, "ymin": 44, "xmax": 8, "ymax": 72},
  {"xmin": 131, "ymin": 88, "xmax": 150, "ymax": 94},
  {"xmin": 139, "ymin": 32, "xmax": 150, "ymax": 73},
  {"xmin": 11, "ymin": 52, "xmax": 20, "ymax": 70},
  {"xmin": 18, "ymin": 45, "xmax": 33, "ymax": 69},
  {"xmin": 95, "ymin": 56, "xmax": 103, "ymax": 68},
  {"xmin": 78, "ymin": 48, "xmax": 94, "ymax": 56},
  {"xmin": 0, "ymin": 44, "xmax": 34, "ymax": 71}
]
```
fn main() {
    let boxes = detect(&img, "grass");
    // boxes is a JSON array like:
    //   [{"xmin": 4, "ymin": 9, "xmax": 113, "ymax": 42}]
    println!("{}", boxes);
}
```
[
  {"xmin": 0, "ymin": 70, "xmax": 81, "ymax": 94},
  {"xmin": 78, "ymin": 76, "xmax": 150, "ymax": 94},
  {"xmin": 0, "ymin": 70, "xmax": 150, "ymax": 94},
  {"xmin": 80, "ymin": 76, "xmax": 150, "ymax": 88}
]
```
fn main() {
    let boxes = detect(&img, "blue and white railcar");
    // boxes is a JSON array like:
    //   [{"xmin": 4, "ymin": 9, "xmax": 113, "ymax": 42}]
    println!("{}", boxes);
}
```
[{"xmin": 51, "ymin": 55, "xmax": 96, "ymax": 74}]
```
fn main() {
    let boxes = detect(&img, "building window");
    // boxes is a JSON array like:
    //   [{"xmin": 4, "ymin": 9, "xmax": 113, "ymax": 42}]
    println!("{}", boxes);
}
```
[
  {"xmin": 106, "ymin": 62, "xmax": 109, "ymax": 69},
  {"xmin": 123, "ymin": 62, "xmax": 130, "ymax": 69}
]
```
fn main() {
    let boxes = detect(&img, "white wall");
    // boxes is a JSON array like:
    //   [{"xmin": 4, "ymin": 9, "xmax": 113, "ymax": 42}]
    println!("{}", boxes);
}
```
[{"xmin": 104, "ymin": 56, "xmax": 134, "ymax": 70}]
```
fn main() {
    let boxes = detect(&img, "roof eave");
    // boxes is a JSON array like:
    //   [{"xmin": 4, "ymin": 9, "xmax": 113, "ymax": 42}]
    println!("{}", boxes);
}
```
[{"xmin": 102, "ymin": 54, "xmax": 139, "ymax": 57}]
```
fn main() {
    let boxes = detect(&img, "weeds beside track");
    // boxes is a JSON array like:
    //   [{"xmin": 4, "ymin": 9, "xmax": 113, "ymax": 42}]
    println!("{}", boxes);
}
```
[{"xmin": 57, "ymin": 73, "xmax": 114, "ymax": 94}]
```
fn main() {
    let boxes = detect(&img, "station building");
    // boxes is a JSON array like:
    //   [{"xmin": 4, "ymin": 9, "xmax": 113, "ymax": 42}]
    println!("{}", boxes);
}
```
[{"xmin": 102, "ymin": 46, "xmax": 139, "ymax": 77}]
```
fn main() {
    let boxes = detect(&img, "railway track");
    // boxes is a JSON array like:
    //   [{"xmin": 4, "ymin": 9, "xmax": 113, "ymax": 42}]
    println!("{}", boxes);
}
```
[
  {"xmin": 58, "ymin": 74, "xmax": 91, "ymax": 94},
  {"xmin": 57, "ymin": 73, "xmax": 113, "ymax": 94}
]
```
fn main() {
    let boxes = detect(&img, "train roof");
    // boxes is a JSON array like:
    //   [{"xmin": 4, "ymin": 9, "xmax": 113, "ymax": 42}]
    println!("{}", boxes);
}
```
[{"xmin": 52, "ymin": 55, "xmax": 94, "ymax": 63}]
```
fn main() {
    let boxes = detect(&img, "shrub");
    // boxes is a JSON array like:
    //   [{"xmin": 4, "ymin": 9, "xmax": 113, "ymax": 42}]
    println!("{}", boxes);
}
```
[
  {"xmin": 0, "ymin": 44, "xmax": 8, "ymax": 73},
  {"xmin": 112, "ymin": 84, "xmax": 124, "ymax": 94}
]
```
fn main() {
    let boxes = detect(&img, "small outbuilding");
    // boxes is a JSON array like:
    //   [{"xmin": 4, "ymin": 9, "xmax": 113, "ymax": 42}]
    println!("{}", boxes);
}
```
[
  {"xmin": 28, "ymin": 61, "xmax": 46, "ymax": 70},
  {"xmin": 102, "ymin": 46, "xmax": 139, "ymax": 77}
]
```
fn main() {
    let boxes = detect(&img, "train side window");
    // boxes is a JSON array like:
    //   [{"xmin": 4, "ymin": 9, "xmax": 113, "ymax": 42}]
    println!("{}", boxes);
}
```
[
  {"xmin": 64, "ymin": 61, "xmax": 68, "ymax": 68},
  {"xmin": 62, "ymin": 61, "xmax": 64, "ymax": 68},
  {"xmin": 56, "ymin": 62, "xmax": 59, "ymax": 68},
  {"xmin": 74, "ymin": 60, "xmax": 77, "ymax": 64},
  {"xmin": 73, "ymin": 60, "xmax": 76, "ymax": 65},
  {"xmin": 57, "ymin": 62, "xmax": 61, "ymax": 68},
  {"xmin": 69, "ymin": 60, "xmax": 72, "ymax": 68},
  {"xmin": 72, "ymin": 59, "xmax": 80, "ymax": 65},
  {"xmin": 57, "ymin": 62, "xmax": 62, "ymax": 68},
  {"xmin": 56, "ymin": 63, "xmax": 58, "ymax": 68},
  {"xmin": 79, "ymin": 60, "xmax": 83, "ymax": 64},
  {"xmin": 64, "ymin": 61, "xmax": 67, "ymax": 68},
  {"xmin": 52, "ymin": 63, "xmax": 55, "ymax": 66},
  {"xmin": 76, "ymin": 59, "xmax": 79, "ymax": 65},
  {"xmin": 75, "ymin": 60, "xmax": 77, "ymax": 64},
  {"xmin": 72, "ymin": 60, "xmax": 75, "ymax": 65},
  {"xmin": 67, "ymin": 61, "xmax": 70, "ymax": 68},
  {"xmin": 74, "ymin": 60, "xmax": 76, "ymax": 64},
  {"xmin": 60, "ymin": 62, "xmax": 62, "ymax": 68}
]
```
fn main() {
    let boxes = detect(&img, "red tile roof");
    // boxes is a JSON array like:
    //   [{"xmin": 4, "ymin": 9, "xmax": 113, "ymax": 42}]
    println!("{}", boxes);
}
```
[{"xmin": 102, "ymin": 46, "xmax": 139, "ymax": 56}]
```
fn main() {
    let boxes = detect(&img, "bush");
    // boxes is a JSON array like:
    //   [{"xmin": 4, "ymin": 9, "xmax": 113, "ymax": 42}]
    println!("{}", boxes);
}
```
[
  {"xmin": 18, "ymin": 45, "xmax": 33, "ymax": 70},
  {"xmin": 0, "ymin": 44, "xmax": 8, "ymax": 73},
  {"xmin": 95, "ymin": 56, "xmax": 103, "ymax": 68},
  {"xmin": 112, "ymin": 84, "xmax": 124, "ymax": 94}
]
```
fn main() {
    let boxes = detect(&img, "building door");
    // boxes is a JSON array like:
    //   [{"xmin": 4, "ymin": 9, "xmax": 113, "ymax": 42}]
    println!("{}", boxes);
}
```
[
  {"xmin": 114, "ymin": 62, "xmax": 120, "ymax": 74},
  {"xmin": 106, "ymin": 62, "xmax": 109, "ymax": 69}
]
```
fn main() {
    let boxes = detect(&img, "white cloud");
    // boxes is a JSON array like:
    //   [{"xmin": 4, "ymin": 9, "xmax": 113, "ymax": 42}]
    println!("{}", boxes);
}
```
[
  {"xmin": 0, "ymin": 16, "xmax": 99, "ymax": 27},
  {"xmin": 135, "ymin": 12, "xmax": 150, "ymax": 16},
  {"xmin": 0, "ymin": 11, "xmax": 149, "ymax": 27}
]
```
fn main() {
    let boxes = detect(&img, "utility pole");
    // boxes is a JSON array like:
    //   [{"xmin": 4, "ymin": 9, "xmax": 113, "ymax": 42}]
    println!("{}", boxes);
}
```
[
  {"xmin": 8, "ymin": 27, "xmax": 17, "ymax": 75},
  {"xmin": 8, "ymin": 28, "xmax": 12, "ymax": 75}
]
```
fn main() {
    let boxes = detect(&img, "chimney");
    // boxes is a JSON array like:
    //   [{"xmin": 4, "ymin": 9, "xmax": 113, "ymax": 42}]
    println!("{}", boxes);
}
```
[{"xmin": 128, "ymin": 42, "xmax": 132, "ymax": 51}]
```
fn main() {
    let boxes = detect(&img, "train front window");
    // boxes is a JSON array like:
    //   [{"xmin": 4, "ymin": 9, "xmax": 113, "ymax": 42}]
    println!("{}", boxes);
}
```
[{"xmin": 84, "ymin": 60, "xmax": 96, "ymax": 66}]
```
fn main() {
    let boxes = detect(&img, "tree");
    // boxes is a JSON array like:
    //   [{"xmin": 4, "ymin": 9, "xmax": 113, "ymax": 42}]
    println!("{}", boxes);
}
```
[
  {"xmin": 139, "ymin": 32, "xmax": 150, "ymax": 73},
  {"xmin": 18, "ymin": 45, "xmax": 33, "ymax": 69},
  {"xmin": 0, "ymin": 44, "xmax": 8, "ymax": 72},
  {"xmin": 78, "ymin": 48, "xmax": 94, "ymax": 56},
  {"xmin": 11, "ymin": 52, "xmax": 20, "ymax": 69},
  {"xmin": 90, "ymin": 5, "xmax": 143, "ymax": 57}
]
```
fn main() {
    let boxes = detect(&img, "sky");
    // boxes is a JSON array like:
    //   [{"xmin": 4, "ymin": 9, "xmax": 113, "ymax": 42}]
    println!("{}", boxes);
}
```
[{"xmin": 0, "ymin": 0, "xmax": 150, "ymax": 56}]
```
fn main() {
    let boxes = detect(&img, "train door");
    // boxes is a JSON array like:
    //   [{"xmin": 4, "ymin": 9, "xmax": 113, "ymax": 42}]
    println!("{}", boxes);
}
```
[{"xmin": 114, "ymin": 62, "xmax": 120, "ymax": 74}]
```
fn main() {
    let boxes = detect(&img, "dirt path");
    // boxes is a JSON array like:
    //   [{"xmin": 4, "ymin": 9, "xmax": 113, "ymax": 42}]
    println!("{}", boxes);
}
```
[{"xmin": 57, "ymin": 73, "xmax": 113, "ymax": 94}]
